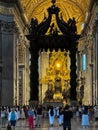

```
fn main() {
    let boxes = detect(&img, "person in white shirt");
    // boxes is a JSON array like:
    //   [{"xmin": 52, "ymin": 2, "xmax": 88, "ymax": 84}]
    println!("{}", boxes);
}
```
[{"xmin": 48, "ymin": 106, "xmax": 56, "ymax": 126}]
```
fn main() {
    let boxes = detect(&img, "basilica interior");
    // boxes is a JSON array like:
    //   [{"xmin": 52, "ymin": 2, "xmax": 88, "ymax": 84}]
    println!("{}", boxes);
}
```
[{"xmin": 0, "ymin": 0, "xmax": 98, "ymax": 107}]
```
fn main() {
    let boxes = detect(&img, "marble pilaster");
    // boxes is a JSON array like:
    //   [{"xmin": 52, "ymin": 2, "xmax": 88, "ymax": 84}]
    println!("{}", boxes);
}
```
[
  {"xmin": 0, "ymin": 5, "xmax": 30, "ymax": 106},
  {"xmin": 94, "ymin": 19, "xmax": 98, "ymax": 105},
  {"xmin": 0, "ymin": 18, "xmax": 18, "ymax": 106},
  {"xmin": 39, "ymin": 51, "xmax": 49, "ymax": 103}
]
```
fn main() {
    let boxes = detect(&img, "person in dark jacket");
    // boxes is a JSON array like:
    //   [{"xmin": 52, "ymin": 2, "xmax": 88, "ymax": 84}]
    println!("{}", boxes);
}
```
[
  {"xmin": 35, "ymin": 105, "xmax": 43, "ymax": 127},
  {"xmin": 63, "ymin": 105, "xmax": 73, "ymax": 130}
]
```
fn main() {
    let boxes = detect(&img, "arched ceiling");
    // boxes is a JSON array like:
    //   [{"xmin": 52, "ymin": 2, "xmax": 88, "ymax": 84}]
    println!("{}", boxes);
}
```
[{"xmin": 20, "ymin": 0, "xmax": 91, "ymax": 34}]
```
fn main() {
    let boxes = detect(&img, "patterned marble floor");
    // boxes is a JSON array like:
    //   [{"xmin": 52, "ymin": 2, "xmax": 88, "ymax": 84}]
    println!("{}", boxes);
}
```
[{"xmin": 0, "ymin": 116, "xmax": 98, "ymax": 130}]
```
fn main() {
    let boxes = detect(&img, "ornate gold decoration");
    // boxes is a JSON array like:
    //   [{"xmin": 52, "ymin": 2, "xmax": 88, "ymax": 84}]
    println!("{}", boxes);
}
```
[
  {"xmin": 20, "ymin": 0, "xmax": 90, "ymax": 34},
  {"xmin": 41, "ymin": 49, "xmax": 70, "ymax": 101}
]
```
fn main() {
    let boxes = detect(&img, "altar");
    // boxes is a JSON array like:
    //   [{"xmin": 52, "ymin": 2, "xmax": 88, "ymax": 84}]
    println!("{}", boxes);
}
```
[{"xmin": 40, "ymin": 50, "xmax": 70, "ymax": 104}]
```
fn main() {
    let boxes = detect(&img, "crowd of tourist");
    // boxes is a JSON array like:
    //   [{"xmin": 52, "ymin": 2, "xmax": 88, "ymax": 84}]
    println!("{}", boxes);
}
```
[{"xmin": 0, "ymin": 104, "xmax": 98, "ymax": 130}]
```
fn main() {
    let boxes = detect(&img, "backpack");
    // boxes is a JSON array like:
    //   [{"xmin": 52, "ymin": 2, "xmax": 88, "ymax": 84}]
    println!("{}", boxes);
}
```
[{"xmin": 7, "ymin": 124, "xmax": 11, "ymax": 130}]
